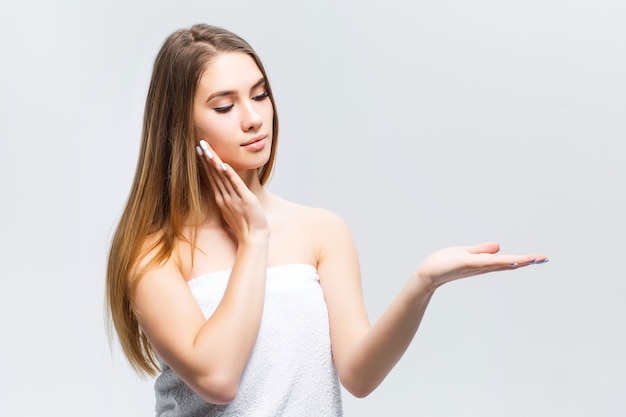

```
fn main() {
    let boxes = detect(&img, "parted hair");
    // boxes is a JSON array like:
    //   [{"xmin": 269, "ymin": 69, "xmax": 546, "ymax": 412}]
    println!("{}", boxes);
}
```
[{"xmin": 106, "ymin": 24, "xmax": 279, "ymax": 376}]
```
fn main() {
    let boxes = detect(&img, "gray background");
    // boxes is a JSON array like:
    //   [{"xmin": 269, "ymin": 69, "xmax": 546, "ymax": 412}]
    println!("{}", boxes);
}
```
[{"xmin": 1, "ymin": 0, "xmax": 624, "ymax": 416}]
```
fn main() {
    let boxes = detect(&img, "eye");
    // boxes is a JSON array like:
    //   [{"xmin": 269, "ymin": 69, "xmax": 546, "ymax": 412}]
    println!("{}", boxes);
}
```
[
  {"xmin": 214, "ymin": 104, "xmax": 234, "ymax": 113},
  {"xmin": 253, "ymin": 91, "xmax": 269, "ymax": 101}
]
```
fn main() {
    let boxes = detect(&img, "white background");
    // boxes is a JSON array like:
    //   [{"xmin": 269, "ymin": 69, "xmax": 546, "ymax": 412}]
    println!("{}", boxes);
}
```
[{"xmin": 1, "ymin": 0, "xmax": 624, "ymax": 416}]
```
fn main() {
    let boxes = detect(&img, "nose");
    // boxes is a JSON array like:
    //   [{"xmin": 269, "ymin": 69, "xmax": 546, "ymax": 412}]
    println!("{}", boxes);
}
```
[{"xmin": 241, "ymin": 100, "xmax": 263, "ymax": 132}]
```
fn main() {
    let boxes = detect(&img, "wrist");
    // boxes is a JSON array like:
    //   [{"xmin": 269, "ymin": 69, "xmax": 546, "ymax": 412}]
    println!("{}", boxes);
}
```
[
  {"xmin": 408, "ymin": 271, "xmax": 439, "ymax": 296},
  {"xmin": 239, "ymin": 228, "xmax": 270, "ymax": 246}
]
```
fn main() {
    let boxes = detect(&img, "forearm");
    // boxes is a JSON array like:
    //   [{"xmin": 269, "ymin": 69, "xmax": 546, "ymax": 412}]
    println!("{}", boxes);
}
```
[
  {"xmin": 185, "ymin": 234, "xmax": 270, "ymax": 400},
  {"xmin": 342, "ymin": 275, "xmax": 436, "ymax": 397},
  {"xmin": 199, "ymin": 235, "xmax": 267, "ymax": 345}
]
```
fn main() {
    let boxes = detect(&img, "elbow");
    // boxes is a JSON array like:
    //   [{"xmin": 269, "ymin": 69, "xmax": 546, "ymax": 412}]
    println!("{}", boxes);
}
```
[
  {"xmin": 194, "ymin": 372, "xmax": 241, "ymax": 405},
  {"xmin": 344, "ymin": 382, "xmax": 375, "ymax": 399},
  {"xmin": 206, "ymin": 385, "xmax": 238, "ymax": 405},
  {"xmin": 339, "ymin": 372, "xmax": 379, "ymax": 399}
]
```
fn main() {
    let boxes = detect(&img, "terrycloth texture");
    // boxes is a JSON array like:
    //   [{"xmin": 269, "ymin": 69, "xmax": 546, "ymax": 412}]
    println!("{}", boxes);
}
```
[{"xmin": 154, "ymin": 264, "xmax": 343, "ymax": 417}]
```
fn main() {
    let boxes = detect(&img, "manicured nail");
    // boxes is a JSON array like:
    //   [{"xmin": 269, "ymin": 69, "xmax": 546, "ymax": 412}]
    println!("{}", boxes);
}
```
[
  {"xmin": 509, "ymin": 263, "xmax": 518, "ymax": 267},
  {"xmin": 199, "ymin": 141, "xmax": 213, "ymax": 159},
  {"xmin": 199, "ymin": 140, "xmax": 213, "ymax": 158},
  {"xmin": 219, "ymin": 162, "xmax": 227, "ymax": 171},
  {"xmin": 535, "ymin": 259, "xmax": 549, "ymax": 265},
  {"xmin": 196, "ymin": 146, "xmax": 202, "ymax": 156}
]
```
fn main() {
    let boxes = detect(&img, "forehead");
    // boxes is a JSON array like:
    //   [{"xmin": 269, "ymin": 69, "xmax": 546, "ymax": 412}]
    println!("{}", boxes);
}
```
[{"xmin": 197, "ymin": 52, "xmax": 263, "ymax": 93}]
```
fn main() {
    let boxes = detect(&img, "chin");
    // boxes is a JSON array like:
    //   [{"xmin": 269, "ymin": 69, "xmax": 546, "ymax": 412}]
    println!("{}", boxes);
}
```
[
  {"xmin": 227, "ymin": 148, "xmax": 271, "ymax": 169},
  {"xmin": 231, "ymin": 158, "xmax": 270, "ymax": 172}
]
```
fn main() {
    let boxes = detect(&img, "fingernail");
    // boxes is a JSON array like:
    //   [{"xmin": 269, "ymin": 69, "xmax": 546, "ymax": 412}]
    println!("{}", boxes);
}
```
[
  {"xmin": 535, "ymin": 259, "xmax": 549, "ymax": 265},
  {"xmin": 529, "ymin": 259, "xmax": 539, "ymax": 265},
  {"xmin": 509, "ymin": 263, "xmax": 518, "ymax": 267},
  {"xmin": 196, "ymin": 146, "xmax": 202, "ymax": 156},
  {"xmin": 199, "ymin": 140, "xmax": 213, "ymax": 159},
  {"xmin": 219, "ymin": 162, "xmax": 227, "ymax": 171}
]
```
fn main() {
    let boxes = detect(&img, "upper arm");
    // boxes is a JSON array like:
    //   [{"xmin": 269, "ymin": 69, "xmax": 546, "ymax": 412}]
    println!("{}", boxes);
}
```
[
  {"xmin": 314, "ymin": 210, "xmax": 371, "ymax": 377},
  {"xmin": 130, "ymin": 236, "xmax": 268, "ymax": 404},
  {"xmin": 132, "ymin": 250, "xmax": 208, "ymax": 378}
]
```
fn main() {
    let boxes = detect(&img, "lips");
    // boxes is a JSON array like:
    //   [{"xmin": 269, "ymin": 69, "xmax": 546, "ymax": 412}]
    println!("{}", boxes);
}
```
[
  {"xmin": 241, "ymin": 135, "xmax": 267, "ymax": 151},
  {"xmin": 241, "ymin": 135, "xmax": 267, "ymax": 147},
  {"xmin": 241, "ymin": 135, "xmax": 267, "ymax": 146}
]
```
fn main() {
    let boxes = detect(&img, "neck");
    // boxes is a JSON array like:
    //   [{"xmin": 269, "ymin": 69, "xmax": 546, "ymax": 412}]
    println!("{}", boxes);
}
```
[{"xmin": 236, "ymin": 168, "xmax": 265, "ymax": 200}]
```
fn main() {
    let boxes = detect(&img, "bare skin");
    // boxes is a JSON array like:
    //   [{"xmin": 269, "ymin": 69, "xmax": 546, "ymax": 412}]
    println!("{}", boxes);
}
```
[{"xmin": 131, "ymin": 52, "xmax": 548, "ymax": 404}]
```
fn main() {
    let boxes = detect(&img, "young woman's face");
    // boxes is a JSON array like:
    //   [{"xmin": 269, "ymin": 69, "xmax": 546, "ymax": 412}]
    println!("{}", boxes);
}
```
[{"xmin": 193, "ymin": 52, "xmax": 274, "ymax": 171}]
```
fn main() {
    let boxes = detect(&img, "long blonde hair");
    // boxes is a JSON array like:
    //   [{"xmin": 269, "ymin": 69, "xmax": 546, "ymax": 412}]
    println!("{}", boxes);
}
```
[{"xmin": 106, "ymin": 24, "xmax": 279, "ymax": 376}]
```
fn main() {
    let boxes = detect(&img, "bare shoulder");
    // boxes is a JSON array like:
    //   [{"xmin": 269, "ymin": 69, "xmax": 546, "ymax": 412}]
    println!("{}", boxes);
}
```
[
  {"xmin": 267, "ymin": 193, "xmax": 349, "ymax": 234},
  {"xmin": 130, "ymin": 233, "xmax": 200, "ymax": 339},
  {"xmin": 130, "ymin": 231, "xmax": 183, "ymax": 286},
  {"xmin": 266, "ymin": 193, "xmax": 354, "ymax": 266}
]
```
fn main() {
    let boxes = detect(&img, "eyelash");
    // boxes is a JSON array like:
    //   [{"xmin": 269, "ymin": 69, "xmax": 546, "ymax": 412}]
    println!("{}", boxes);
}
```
[
  {"xmin": 213, "ymin": 91, "xmax": 269, "ymax": 114},
  {"xmin": 214, "ymin": 105, "xmax": 234, "ymax": 113},
  {"xmin": 253, "ymin": 91, "xmax": 269, "ymax": 101}
]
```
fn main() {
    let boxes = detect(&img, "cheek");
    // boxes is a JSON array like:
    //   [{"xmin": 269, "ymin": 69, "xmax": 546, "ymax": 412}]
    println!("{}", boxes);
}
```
[
  {"xmin": 199, "ymin": 120, "xmax": 234, "ymax": 156},
  {"xmin": 263, "ymin": 102, "xmax": 275, "ymax": 121},
  {"xmin": 194, "ymin": 115, "xmax": 223, "ymax": 141},
  {"xmin": 193, "ymin": 119, "xmax": 207, "ymax": 141}
]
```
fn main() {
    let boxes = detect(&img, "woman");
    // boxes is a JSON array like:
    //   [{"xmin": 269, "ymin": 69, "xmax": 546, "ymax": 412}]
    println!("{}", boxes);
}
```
[{"xmin": 106, "ymin": 23, "xmax": 547, "ymax": 416}]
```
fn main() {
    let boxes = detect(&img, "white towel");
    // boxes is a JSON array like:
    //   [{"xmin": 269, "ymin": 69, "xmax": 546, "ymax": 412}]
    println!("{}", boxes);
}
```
[{"xmin": 155, "ymin": 264, "xmax": 343, "ymax": 416}]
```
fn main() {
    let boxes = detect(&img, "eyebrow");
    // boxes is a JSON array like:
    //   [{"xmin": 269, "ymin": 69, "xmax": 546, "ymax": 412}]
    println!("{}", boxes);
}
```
[{"xmin": 205, "ymin": 77, "xmax": 266, "ymax": 103}]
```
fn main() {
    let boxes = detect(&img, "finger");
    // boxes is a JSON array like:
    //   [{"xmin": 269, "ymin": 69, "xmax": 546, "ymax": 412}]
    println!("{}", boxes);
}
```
[
  {"xmin": 199, "ymin": 140, "xmax": 214, "ymax": 160},
  {"xmin": 220, "ymin": 163, "xmax": 254, "ymax": 199},
  {"xmin": 470, "ymin": 257, "xmax": 546, "ymax": 276},
  {"xmin": 208, "ymin": 162, "xmax": 229, "ymax": 200},
  {"xmin": 199, "ymin": 141, "xmax": 249, "ymax": 199},
  {"xmin": 197, "ymin": 142, "xmax": 217, "ymax": 178},
  {"xmin": 196, "ymin": 144, "xmax": 219, "ymax": 188},
  {"xmin": 198, "ymin": 140, "xmax": 231, "ymax": 196},
  {"xmin": 472, "ymin": 254, "xmax": 547, "ymax": 272},
  {"xmin": 199, "ymin": 140, "xmax": 228, "ymax": 173},
  {"xmin": 197, "ymin": 145, "xmax": 219, "ymax": 191},
  {"xmin": 200, "ymin": 152, "xmax": 239, "ymax": 199},
  {"xmin": 467, "ymin": 242, "xmax": 500, "ymax": 255},
  {"xmin": 196, "ymin": 145, "xmax": 210, "ymax": 171},
  {"xmin": 217, "ymin": 163, "xmax": 241, "ymax": 198},
  {"xmin": 201, "ymin": 151, "xmax": 229, "ymax": 201},
  {"xmin": 506, "ymin": 255, "xmax": 549, "ymax": 267},
  {"xmin": 471, "ymin": 252, "xmax": 548, "ymax": 269}
]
